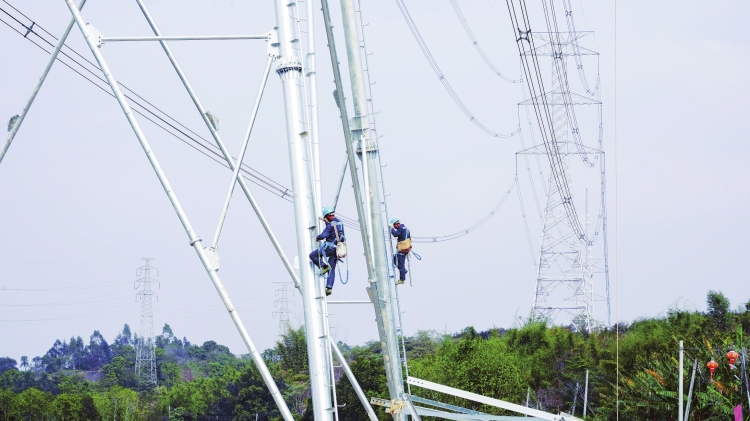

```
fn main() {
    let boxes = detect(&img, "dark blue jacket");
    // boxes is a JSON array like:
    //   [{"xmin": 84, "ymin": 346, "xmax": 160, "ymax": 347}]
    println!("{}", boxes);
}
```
[
  {"xmin": 317, "ymin": 217, "xmax": 345, "ymax": 246},
  {"xmin": 390, "ymin": 224, "xmax": 410, "ymax": 242}
]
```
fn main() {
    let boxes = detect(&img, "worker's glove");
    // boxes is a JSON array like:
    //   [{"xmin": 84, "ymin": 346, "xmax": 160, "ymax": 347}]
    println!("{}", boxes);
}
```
[{"xmin": 388, "ymin": 224, "xmax": 394, "ymax": 229}]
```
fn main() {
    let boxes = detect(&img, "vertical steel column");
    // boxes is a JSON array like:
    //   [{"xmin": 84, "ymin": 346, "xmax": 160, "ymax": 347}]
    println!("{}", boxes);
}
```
[
  {"xmin": 1, "ymin": 0, "xmax": 86, "ymax": 165},
  {"xmin": 274, "ymin": 0, "xmax": 333, "ymax": 419},
  {"xmin": 679, "ymin": 340, "xmax": 684, "ymax": 421},
  {"xmin": 63, "ymin": 2, "xmax": 293, "ymax": 419},
  {"xmin": 134, "ymin": 0, "xmax": 300, "ymax": 288},
  {"xmin": 319, "ymin": 0, "xmax": 376, "ymax": 276},
  {"xmin": 305, "ymin": 0, "xmax": 323, "ymax": 217},
  {"xmin": 338, "ymin": 0, "xmax": 406, "ymax": 413}
]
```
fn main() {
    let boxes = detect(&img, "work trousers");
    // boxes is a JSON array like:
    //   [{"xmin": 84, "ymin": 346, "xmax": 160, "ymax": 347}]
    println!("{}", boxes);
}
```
[
  {"xmin": 395, "ymin": 252, "xmax": 407, "ymax": 281},
  {"xmin": 309, "ymin": 247, "xmax": 338, "ymax": 288}
]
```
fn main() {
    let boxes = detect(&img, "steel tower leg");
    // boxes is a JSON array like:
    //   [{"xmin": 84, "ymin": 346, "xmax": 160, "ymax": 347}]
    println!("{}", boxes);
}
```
[
  {"xmin": 338, "ymin": 0, "xmax": 406, "ymax": 416},
  {"xmin": 63, "ymin": 2, "xmax": 294, "ymax": 419},
  {"xmin": 273, "ymin": 0, "xmax": 334, "ymax": 419},
  {"xmin": 1, "ymin": 0, "xmax": 86, "ymax": 165}
]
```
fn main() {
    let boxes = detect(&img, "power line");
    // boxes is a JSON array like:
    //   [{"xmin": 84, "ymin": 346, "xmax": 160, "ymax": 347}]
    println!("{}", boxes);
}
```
[
  {"xmin": 0, "ymin": 6, "xmax": 293, "ymax": 201},
  {"xmin": 449, "ymin": 0, "xmax": 520, "ymax": 83},
  {"xmin": 393, "ymin": 0, "xmax": 517, "ymax": 138},
  {"xmin": 0, "ymin": 303, "xmax": 137, "ymax": 322},
  {"xmin": 1, "ymin": 2, "xmax": 517, "ymax": 245},
  {"xmin": 506, "ymin": 0, "xmax": 590, "ymax": 244}
]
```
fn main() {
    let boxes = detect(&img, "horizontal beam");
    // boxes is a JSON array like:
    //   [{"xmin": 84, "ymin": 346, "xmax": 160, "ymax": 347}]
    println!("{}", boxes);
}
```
[
  {"xmin": 327, "ymin": 300, "xmax": 372, "ymax": 305},
  {"xmin": 407, "ymin": 377, "xmax": 583, "ymax": 421},
  {"xmin": 403, "ymin": 405, "xmax": 546, "ymax": 421},
  {"xmin": 100, "ymin": 35, "xmax": 268, "ymax": 42},
  {"xmin": 409, "ymin": 395, "xmax": 488, "ymax": 416}
]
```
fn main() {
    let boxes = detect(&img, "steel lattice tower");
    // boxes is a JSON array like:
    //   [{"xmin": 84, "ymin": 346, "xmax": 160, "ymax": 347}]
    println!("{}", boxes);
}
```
[
  {"xmin": 272, "ymin": 282, "xmax": 292, "ymax": 336},
  {"xmin": 135, "ymin": 258, "xmax": 157, "ymax": 386},
  {"xmin": 519, "ymin": 29, "xmax": 609, "ymax": 330}
]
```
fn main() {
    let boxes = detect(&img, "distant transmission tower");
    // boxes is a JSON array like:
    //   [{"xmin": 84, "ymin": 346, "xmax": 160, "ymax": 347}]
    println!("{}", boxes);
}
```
[
  {"xmin": 135, "ymin": 258, "xmax": 158, "ymax": 385},
  {"xmin": 520, "ymin": 28, "xmax": 610, "ymax": 330},
  {"xmin": 272, "ymin": 282, "xmax": 292, "ymax": 336}
]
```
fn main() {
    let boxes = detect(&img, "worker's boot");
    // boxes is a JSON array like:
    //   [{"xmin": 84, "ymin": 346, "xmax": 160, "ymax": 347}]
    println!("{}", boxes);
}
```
[
  {"xmin": 396, "ymin": 279, "xmax": 405, "ymax": 285},
  {"xmin": 321, "ymin": 265, "xmax": 331, "ymax": 276},
  {"xmin": 325, "ymin": 287, "xmax": 333, "ymax": 296}
]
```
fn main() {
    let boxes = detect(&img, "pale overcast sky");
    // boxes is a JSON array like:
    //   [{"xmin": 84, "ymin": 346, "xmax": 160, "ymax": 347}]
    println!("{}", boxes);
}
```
[{"xmin": 1, "ymin": 0, "xmax": 748, "ymax": 362}]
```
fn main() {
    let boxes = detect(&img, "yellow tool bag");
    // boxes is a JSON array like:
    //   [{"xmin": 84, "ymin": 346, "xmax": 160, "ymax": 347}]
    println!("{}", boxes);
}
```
[
  {"xmin": 332, "ymin": 221, "xmax": 347, "ymax": 258},
  {"xmin": 397, "ymin": 238, "xmax": 412, "ymax": 253}
]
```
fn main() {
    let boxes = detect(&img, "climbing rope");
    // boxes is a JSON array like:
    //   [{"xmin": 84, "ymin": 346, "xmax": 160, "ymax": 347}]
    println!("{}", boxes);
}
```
[{"xmin": 337, "ymin": 258, "xmax": 349, "ymax": 285}]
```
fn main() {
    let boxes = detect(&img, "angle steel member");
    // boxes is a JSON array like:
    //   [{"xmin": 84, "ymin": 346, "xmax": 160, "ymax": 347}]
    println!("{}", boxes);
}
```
[
  {"xmin": 133, "ymin": 0, "xmax": 301, "ymax": 289},
  {"xmin": 273, "ymin": 0, "xmax": 335, "ymax": 419},
  {"xmin": 338, "ymin": 0, "xmax": 406, "ymax": 417},
  {"xmin": 406, "ymin": 377, "xmax": 584, "ymax": 421},
  {"xmin": 62, "ymin": 1, "xmax": 294, "ymax": 420},
  {"xmin": 1, "ymin": 0, "xmax": 86, "ymax": 165}
]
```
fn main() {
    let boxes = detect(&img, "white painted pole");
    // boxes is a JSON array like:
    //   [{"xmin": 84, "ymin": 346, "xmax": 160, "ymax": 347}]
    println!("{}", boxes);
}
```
[
  {"xmin": 583, "ymin": 369, "xmax": 589, "ymax": 417},
  {"xmin": 210, "ymin": 56, "xmax": 274, "ymax": 250},
  {"xmin": 133, "ymin": 0, "xmax": 301, "ymax": 288},
  {"xmin": 339, "ymin": 0, "xmax": 406, "ymax": 414},
  {"xmin": 331, "ymin": 342, "xmax": 379, "ymax": 421},
  {"xmin": 1, "ymin": 0, "xmax": 86, "ymax": 165},
  {"xmin": 274, "ymin": 0, "xmax": 334, "ymax": 418},
  {"xmin": 63, "ymin": 2, "xmax": 293, "ymax": 419},
  {"xmin": 679, "ymin": 340, "xmax": 684, "ymax": 421}
]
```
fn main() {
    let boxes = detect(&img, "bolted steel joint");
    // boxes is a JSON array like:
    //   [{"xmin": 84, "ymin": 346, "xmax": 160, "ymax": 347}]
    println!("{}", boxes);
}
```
[{"xmin": 275, "ymin": 60, "xmax": 302, "ymax": 80}]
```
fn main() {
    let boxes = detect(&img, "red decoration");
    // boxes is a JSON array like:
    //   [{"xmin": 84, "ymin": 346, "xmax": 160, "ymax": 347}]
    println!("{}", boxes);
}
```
[
  {"xmin": 707, "ymin": 360, "xmax": 719, "ymax": 379},
  {"xmin": 727, "ymin": 350, "xmax": 739, "ymax": 369}
]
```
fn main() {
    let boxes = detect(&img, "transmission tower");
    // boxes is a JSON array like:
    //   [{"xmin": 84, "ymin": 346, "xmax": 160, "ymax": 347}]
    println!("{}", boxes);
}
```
[
  {"xmin": 272, "ymin": 282, "xmax": 292, "ymax": 336},
  {"xmin": 135, "ymin": 258, "xmax": 158, "ymax": 386},
  {"xmin": 519, "ymin": 29, "xmax": 610, "ymax": 330}
]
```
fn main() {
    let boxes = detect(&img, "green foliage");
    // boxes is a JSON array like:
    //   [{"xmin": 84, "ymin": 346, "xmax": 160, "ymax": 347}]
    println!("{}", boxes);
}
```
[
  {"xmin": 6, "ymin": 290, "xmax": 750, "ymax": 420},
  {"xmin": 707, "ymin": 290, "xmax": 731, "ymax": 330}
]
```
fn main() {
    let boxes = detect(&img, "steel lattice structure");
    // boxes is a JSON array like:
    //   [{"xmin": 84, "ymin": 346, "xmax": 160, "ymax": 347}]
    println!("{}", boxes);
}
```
[
  {"xmin": 135, "ymin": 258, "xmax": 157, "ymax": 386},
  {"xmin": 518, "ymin": 30, "xmax": 610, "ymax": 330}
]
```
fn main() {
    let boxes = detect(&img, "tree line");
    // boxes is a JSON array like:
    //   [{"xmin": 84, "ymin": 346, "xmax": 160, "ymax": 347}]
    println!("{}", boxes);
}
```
[{"xmin": 1, "ymin": 290, "xmax": 748, "ymax": 420}]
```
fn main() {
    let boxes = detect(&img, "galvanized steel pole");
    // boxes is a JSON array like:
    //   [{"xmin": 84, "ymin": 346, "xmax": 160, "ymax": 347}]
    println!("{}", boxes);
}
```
[
  {"xmin": 338, "ymin": 0, "xmax": 406, "ymax": 414},
  {"xmin": 305, "ymin": 0, "xmax": 323, "ymax": 219},
  {"xmin": 274, "ymin": 0, "xmax": 334, "ymax": 418},
  {"xmin": 319, "ymin": 0, "xmax": 375, "ymax": 275},
  {"xmin": 1, "ymin": 0, "xmax": 86, "ymax": 165},
  {"xmin": 63, "ymin": 2, "xmax": 294, "ymax": 419}
]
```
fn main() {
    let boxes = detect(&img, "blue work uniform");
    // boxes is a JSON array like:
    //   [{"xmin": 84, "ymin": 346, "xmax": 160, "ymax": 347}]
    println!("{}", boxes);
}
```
[
  {"xmin": 309, "ymin": 217, "xmax": 345, "ymax": 289},
  {"xmin": 390, "ymin": 223, "xmax": 410, "ymax": 281}
]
